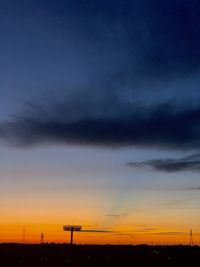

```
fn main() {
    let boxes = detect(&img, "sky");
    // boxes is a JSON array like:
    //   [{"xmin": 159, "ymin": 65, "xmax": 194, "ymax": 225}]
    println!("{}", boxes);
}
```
[{"xmin": 0, "ymin": 0, "xmax": 200, "ymax": 244}]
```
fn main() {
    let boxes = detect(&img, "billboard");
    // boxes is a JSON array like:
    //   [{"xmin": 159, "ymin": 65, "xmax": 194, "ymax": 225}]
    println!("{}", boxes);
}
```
[{"xmin": 63, "ymin": 225, "xmax": 82, "ymax": 231}]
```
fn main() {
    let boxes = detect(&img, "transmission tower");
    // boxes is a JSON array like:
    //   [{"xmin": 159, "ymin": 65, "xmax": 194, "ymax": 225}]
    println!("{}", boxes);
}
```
[
  {"xmin": 22, "ymin": 228, "xmax": 26, "ymax": 244},
  {"xmin": 190, "ymin": 229, "xmax": 193, "ymax": 246},
  {"xmin": 40, "ymin": 232, "xmax": 44, "ymax": 244}
]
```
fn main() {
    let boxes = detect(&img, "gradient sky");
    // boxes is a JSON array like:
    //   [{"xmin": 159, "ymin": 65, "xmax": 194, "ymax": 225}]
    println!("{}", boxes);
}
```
[{"xmin": 0, "ymin": 0, "xmax": 200, "ymax": 244}]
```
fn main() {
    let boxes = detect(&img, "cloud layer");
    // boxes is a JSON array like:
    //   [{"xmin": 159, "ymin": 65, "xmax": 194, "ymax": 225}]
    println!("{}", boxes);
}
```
[
  {"xmin": 127, "ymin": 153, "xmax": 200, "ymax": 172},
  {"xmin": 1, "ymin": 1, "xmax": 200, "ymax": 151},
  {"xmin": 1, "ymin": 102, "xmax": 200, "ymax": 150}
]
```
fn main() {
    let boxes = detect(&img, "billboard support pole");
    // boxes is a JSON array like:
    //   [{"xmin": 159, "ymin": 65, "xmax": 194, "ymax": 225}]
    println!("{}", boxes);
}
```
[
  {"xmin": 63, "ymin": 225, "xmax": 82, "ymax": 245},
  {"xmin": 70, "ymin": 228, "xmax": 74, "ymax": 245}
]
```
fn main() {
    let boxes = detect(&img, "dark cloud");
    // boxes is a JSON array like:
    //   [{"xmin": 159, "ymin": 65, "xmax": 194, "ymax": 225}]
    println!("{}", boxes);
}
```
[
  {"xmin": 127, "ymin": 153, "xmax": 200, "ymax": 172},
  {"xmin": 1, "ymin": 102, "xmax": 200, "ymax": 149},
  {"xmin": 185, "ymin": 187, "xmax": 200, "ymax": 191},
  {"xmin": 1, "ymin": 1, "xmax": 200, "ymax": 150}
]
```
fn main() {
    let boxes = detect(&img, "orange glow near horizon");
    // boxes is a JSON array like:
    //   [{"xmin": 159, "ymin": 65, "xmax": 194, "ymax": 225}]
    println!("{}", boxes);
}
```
[
  {"xmin": 0, "ymin": 223, "xmax": 199, "ymax": 245},
  {"xmin": 1, "ymin": 148, "xmax": 200, "ymax": 246},
  {"xmin": 1, "ymin": 188, "xmax": 200, "ymax": 245}
]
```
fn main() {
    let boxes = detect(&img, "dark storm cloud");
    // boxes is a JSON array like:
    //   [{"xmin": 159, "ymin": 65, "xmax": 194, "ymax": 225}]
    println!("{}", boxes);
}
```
[
  {"xmin": 127, "ymin": 153, "xmax": 200, "ymax": 172},
  {"xmin": 1, "ymin": 102, "xmax": 200, "ymax": 149},
  {"xmin": 1, "ymin": 1, "xmax": 200, "ymax": 149}
]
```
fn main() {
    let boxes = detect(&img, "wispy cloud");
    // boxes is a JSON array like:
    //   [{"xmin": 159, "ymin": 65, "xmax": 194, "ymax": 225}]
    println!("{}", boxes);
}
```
[
  {"xmin": 150, "ymin": 231, "xmax": 186, "ymax": 236},
  {"xmin": 106, "ymin": 213, "xmax": 128, "ymax": 219},
  {"xmin": 82, "ymin": 229, "xmax": 114, "ymax": 233},
  {"xmin": 127, "ymin": 153, "xmax": 200, "ymax": 173},
  {"xmin": 135, "ymin": 228, "xmax": 157, "ymax": 233},
  {"xmin": 185, "ymin": 187, "xmax": 200, "ymax": 191},
  {"xmin": 112, "ymin": 233, "xmax": 134, "ymax": 236}
]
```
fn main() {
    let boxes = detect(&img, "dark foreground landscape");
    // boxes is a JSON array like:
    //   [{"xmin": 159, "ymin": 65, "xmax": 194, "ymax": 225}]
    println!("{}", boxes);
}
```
[{"xmin": 0, "ymin": 244, "xmax": 199, "ymax": 267}]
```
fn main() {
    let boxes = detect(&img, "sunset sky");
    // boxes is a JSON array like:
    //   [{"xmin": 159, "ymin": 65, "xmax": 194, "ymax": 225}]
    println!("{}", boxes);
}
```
[{"xmin": 0, "ymin": 0, "xmax": 200, "ymax": 244}]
